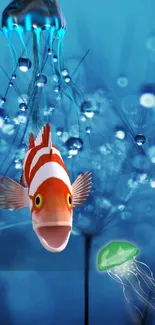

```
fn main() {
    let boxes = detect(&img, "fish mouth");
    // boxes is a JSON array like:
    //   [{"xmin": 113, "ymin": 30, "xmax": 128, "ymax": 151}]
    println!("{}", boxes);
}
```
[{"xmin": 34, "ymin": 223, "xmax": 72, "ymax": 253}]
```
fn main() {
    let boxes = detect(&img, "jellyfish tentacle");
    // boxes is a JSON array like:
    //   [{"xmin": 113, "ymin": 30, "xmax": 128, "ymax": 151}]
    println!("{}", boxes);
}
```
[
  {"xmin": 129, "ymin": 269, "xmax": 155, "ymax": 299},
  {"xmin": 124, "ymin": 274, "xmax": 155, "ymax": 310},
  {"xmin": 134, "ymin": 259, "xmax": 155, "ymax": 280},
  {"xmin": 108, "ymin": 271, "xmax": 143, "ymax": 318},
  {"xmin": 16, "ymin": 26, "xmax": 29, "ymax": 58}
]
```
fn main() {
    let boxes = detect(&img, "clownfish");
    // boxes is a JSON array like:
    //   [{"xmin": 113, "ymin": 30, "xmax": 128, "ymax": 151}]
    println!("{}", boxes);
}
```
[{"xmin": 0, "ymin": 124, "xmax": 92, "ymax": 253}]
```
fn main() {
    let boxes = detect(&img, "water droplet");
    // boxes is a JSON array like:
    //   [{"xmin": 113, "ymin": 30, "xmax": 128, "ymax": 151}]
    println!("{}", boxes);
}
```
[
  {"xmin": 9, "ymin": 82, "xmax": 13, "ymax": 87},
  {"xmin": 65, "ymin": 76, "xmax": 71, "ymax": 83},
  {"xmin": 51, "ymin": 74, "xmax": 59, "ymax": 83},
  {"xmin": 150, "ymin": 177, "xmax": 155, "ymax": 188},
  {"xmin": 53, "ymin": 55, "xmax": 58, "ymax": 63},
  {"xmin": 62, "ymin": 69, "xmax": 68, "ymax": 77},
  {"xmin": 54, "ymin": 85, "xmax": 60, "ymax": 93},
  {"xmin": 135, "ymin": 134, "xmax": 146, "ymax": 146},
  {"xmin": 0, "ymin": 97, "xmax": 6, "ymax": 106},
  {"xmin": 12, "ymin": 74, "xmax": 16, "ymax": 79},
  {"xmin": 36, "ymin": 74, "xmax": 47, "ymax": 87},
  {"xmin": 115, "ymin": 128, "xmax": 126, "ymax": 140},
  {"xmin": 117, "ymin": 76, "xmax": 128, "ymax": 88},
  {"xmin": 48, "ymin": 48, "xmax": 52, "ymax": 55},
  {"xmin": 140, "ymin": 84, "xmax": 155, "ymax": 108},
  {"xmin": 65, "ymin": 137, "xmax": 83, "ymax": 155},
  {"xmin": 56, "ymin": 127, "xmax": 63, "ymax": 136},
  {"xmin": 86, "ymin": 126, "xmax": 92, "ymax": 134},
  {"xmin": 118, "ymin": 204, "xmax": 125, "ymax": 211},
  {"xmin": 15, "ymin": 161, "xmax": 22, "ymax": 169},
  {"xmin": 19, "ymin": 102, "xmax": 27, "ymax": 111},
  {"xmin": 80, "ymin": 101, "xmax": 96, "ymax": 118},
  {"xmin": 80, "ymin": 114, "xmax": 87, "ymax": 122},
  {"xmin": 18, "ymin": 57, "xmax": 32, "ymax": 72}
]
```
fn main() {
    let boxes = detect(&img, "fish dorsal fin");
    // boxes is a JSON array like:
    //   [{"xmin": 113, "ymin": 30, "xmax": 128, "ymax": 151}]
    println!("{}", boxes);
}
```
[
  {"xmin": 35, "ymin": 127, "xmax": 43, "ymax": 146},
  {"xmin": 35, "ymin": 123, "xmax": 52, "ymax": 151},
  {"xmin": 72, "ymin": 172, "xmax": 92, "ymax": 207},
  {"xmin": 29, "ymin": 133, "xmax": 35, "ymax": 149},
  {"xmin": 0, "ymin": 177, "xmax": 29, "ymax": 210}
]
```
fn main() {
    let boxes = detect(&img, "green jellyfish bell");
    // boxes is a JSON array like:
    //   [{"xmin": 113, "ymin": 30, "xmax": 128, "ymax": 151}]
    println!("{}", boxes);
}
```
[{"xmin": 98, "ymin": 241, "xmax": 139, "ymax": 271}]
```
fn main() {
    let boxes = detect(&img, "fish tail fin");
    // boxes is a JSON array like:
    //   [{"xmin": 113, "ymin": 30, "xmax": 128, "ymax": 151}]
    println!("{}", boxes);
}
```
[
  {"xmin": 0, "ymin": 177, "xmax": 29, "ymax": 210},
  {"xmin": 35, "ymin": 123, "xmax": 52, "ymax": 152}
]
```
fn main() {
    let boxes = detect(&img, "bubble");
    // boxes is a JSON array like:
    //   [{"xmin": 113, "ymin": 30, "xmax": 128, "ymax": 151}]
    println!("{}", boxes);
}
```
[
  {"xmin": 19, "ymin": 103, "xmax": 27, "ymax": 111},
  {"xmin": 18, "ymin": 57, "xmax": 32, "ymax": 72},
  {"xmin": 56, "ymin": 127, "xmax": 63, "ymax": 136},
  {"xmin": 135, "ymin": 134, "xmax": 146, "ymax": 146},
  {"xmin": 36, "ymin": 74, "xmax": 47, "ymax": 87},
  {"xmin": 115, "ymin": 128, "xmax": 126, "ymax": 140},
  {"xmin": 65, "ymin": 137, "xmax": 83, "ymax": 155},
  {"xmin": 117, "ymin": 76, "xmax": 128, "ymax": 88}
]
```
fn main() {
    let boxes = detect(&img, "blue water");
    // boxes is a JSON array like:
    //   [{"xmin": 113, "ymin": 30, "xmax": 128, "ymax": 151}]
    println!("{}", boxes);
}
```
[{"xmin": 0, "ymin": 0, "xmax": 155, "ymax": 324}]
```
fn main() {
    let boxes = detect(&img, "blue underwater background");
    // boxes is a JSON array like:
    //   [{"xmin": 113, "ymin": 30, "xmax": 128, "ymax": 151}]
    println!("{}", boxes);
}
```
[{"xmin": 1, "ymin": 0, "xmax": 155, "ymax": 324}]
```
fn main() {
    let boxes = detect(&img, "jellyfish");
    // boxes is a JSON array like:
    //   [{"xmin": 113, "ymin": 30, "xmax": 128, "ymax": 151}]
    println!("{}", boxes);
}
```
[
  {"xmin": 97, "ymin": 241, "xmax": 155, "ymax": 317},
  {"xmin": 1, "ymin": 0, "xmax": 67, "ymax": 135}
]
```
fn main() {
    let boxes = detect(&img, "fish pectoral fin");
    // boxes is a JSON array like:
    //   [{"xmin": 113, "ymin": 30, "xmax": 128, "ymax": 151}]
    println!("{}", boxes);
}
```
[
  {"xmin": 0, "ymin": 177, "xmax": 29, "ymax": 210},
  {"xmin": 72, "ymin": 172, "xmax": 92, "ymax": 207}
]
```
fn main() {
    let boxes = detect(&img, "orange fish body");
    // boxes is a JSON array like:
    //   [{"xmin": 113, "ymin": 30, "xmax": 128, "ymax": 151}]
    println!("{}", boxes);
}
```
[{"xmin": 0, "ymin": 124, "xmax": 92, "ymax": 253}]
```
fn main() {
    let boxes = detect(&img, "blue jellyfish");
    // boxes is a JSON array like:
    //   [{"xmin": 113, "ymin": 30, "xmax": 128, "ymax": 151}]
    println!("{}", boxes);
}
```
[{"xmin": 1, "ymin": 0, "xmax": 66, "ymax": 132}]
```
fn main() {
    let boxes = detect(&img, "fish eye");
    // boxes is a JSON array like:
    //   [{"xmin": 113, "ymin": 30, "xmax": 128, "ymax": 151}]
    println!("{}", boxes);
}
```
[
  {"xmin": 67, "ymin": 193, "xmax": 72, "ymax": 207},
  {"xmin": 35, "ymin": 194, "xmax": 43, "ymax": 208}
]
